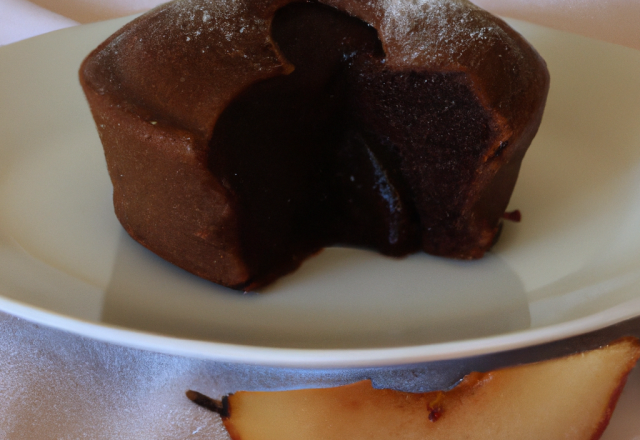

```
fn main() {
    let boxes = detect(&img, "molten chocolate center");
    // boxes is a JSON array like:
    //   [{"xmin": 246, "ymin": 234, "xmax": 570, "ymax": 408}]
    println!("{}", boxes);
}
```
[{"xmin": 209, "ymin": 2, "xmax": 494, "ymax": 287}]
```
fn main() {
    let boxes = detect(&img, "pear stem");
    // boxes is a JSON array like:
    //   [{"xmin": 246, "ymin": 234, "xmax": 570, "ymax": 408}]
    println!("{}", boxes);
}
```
[{"xmin": 186, "ymin": 390, "xmax": 230, "ymax": 418}]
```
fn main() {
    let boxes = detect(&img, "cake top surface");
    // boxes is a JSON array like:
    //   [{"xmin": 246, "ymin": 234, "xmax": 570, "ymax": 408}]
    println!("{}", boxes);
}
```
[{"xmin": 82, "ymin": 0, "xmax": 544, "ymax": 138}]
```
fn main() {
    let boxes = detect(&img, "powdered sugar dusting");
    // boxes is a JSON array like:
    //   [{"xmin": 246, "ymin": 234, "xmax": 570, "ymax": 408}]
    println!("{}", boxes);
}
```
[
  {"xmin": 97, "ymin": 0, "xmax": 529, "ymax": 82},
  {"xmin": 85, "ymin": 0, "xmax": 283, "ymax": 135},
  {"xmin": 378, "ymin": 0, "xmax": 524, "ymax": 68},
  {"xmin": 84, "ymin": 0, "xmax": 541, "ymax": 139},
  {"xmin": 97, "ymin": 0, "xmax": 270, "ymax": 65},
  {"xmin": 139, "ymin": 0, "xmax": 269, "ymax": 51}
]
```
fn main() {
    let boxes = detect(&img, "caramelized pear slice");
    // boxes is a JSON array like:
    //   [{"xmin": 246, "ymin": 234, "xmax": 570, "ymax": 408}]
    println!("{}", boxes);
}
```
[{"xmin": 191, "ymin": 337, "xmax": 640, "ymax": 440}]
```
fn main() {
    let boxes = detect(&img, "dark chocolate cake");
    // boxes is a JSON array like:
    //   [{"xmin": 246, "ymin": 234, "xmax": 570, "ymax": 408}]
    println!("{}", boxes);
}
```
[{"xmin": 80, "ymin": 0, "xmax": 549, "ymax": 291}]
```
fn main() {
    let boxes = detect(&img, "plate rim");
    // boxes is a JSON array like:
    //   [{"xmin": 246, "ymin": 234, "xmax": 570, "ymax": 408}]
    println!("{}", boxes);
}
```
[{"xmin": 1, "ymin": 293, "xmax": 640, "ymax": 367}]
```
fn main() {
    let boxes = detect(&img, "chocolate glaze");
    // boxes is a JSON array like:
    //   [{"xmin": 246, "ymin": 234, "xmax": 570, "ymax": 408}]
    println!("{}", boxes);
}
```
[{"xmin": 80, "ymin": 0, "xmax": 550, "ymax": 290}]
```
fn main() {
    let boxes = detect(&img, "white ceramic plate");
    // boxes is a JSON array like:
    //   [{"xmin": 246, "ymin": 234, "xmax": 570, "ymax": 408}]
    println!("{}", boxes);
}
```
[{"xmin": 1, "ymin": 16, "xmax": 640, "ymax": 368}]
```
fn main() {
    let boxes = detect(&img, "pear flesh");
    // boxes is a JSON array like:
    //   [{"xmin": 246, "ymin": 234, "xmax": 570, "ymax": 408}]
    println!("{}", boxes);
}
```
[{"xmin": 203, "ymin": 338, "xmax": 640, "ymax": 440}]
